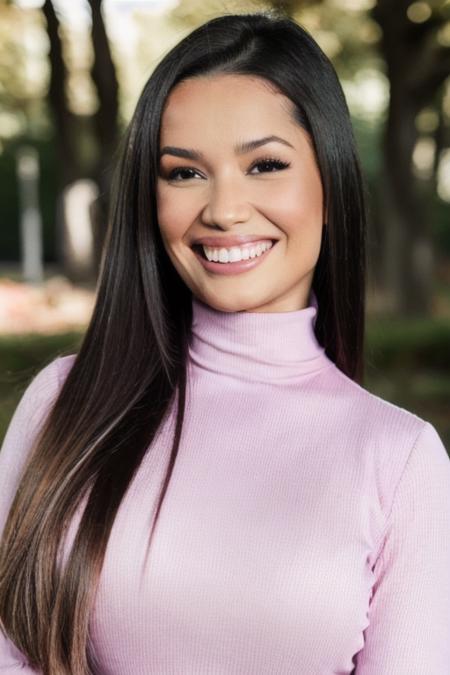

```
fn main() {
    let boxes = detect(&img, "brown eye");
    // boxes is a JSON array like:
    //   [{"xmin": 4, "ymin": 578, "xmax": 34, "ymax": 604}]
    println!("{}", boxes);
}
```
[
  {"xmin": 249, "ymin": 157, "xmax": 291, "ymax": 174},
  {"xmin": 167, "ymin": 167, "xmax": 201, "ymax": 181}
]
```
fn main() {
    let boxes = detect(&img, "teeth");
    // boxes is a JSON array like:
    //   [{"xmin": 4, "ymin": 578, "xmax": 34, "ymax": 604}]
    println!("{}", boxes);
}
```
[{"xmin": 202, "ymin": 240, "xmax": 273, "ymax": 263}]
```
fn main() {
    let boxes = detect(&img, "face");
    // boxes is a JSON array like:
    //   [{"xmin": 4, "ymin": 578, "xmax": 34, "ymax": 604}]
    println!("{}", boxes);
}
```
[{"xmin": 156, "ymin": 73, "xmax": 325, "ymax": 313}]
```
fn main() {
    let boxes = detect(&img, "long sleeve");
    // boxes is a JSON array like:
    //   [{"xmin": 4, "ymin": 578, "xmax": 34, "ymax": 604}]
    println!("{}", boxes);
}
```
[
  {"xmin": 354, "ymin": 421, "xmax": 450, "ymax": 674},
  {"xmin": 0, "ymin": 358, "xmax": 61, "ymax": 674}
]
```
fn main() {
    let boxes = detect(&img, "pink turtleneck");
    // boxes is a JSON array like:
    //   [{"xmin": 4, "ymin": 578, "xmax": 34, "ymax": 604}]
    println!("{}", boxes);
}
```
[{"xmin": 1, "ymin": 291, "xmax": 450, "ymax": 674}]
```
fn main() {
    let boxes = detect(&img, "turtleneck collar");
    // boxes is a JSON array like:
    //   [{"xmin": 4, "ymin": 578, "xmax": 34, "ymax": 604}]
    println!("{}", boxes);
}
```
[{"xmin": 188, "ymin": 289, "xmax": 332, "ymax": 384}]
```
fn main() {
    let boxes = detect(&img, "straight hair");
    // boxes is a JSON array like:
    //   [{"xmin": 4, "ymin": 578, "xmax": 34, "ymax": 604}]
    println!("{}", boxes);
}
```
[{"xmin": 0, "ymin": 10, "xmax": 367, "ymax": 673}]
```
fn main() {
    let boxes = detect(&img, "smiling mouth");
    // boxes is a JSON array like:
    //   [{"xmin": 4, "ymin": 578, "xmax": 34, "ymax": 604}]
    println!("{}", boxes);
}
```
[{"xmin": 192, "ymin": 240, "xmax": 278, "ymax": 260}]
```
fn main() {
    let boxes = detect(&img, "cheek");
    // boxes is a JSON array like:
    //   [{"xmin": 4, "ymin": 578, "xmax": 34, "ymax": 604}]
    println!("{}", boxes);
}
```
[
  {"xmin": 263, "ymin": 173, "xmax": 323, "ymax": 237},
  {"xmin": 156, "ymin": 184, "xmax": 192, "ymax": 245}
]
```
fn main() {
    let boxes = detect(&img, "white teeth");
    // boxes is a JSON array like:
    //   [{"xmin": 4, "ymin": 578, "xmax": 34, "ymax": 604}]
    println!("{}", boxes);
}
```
[{"xmin": 202, "ymin": 240, "xmax": 273, "ymax": 263}]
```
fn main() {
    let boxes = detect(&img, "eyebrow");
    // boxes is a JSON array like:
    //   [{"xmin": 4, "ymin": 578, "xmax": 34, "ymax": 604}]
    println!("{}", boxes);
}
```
[{"xmin": 158, "ymin": 135, "xmax": 295, "ymax": 161}]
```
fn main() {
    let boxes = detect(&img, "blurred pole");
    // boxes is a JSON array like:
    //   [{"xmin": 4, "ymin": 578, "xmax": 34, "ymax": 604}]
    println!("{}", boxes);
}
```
[
  {"xmin": 16, "ymin": 146, "xmax": 44, "ymax": 285},
  {"xmin": 61, "ymin": 179, "xmax": 99, "ymax": 285}
]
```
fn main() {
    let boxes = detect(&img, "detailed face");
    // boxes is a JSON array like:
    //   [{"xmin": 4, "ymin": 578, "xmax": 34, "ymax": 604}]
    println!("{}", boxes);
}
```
[{"xmin": 156, "ymin": 73, "xmax": 325, "ymax": 313}]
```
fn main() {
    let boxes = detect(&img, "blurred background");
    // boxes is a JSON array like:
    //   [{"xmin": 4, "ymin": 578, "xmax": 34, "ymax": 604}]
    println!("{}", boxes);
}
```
[{"xmin": 0, "ymin": 0, "xmax": 449, "ymax": 446}]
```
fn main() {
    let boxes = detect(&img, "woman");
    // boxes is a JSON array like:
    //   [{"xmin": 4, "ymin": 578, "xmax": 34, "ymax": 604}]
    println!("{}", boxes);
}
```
[{"xmin": 1, "ymin": 10, "xmax": 449, "ymax": 675}]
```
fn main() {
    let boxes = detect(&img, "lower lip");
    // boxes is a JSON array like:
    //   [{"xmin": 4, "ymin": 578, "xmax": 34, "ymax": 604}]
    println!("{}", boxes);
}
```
[{"xmin": 193, "ymin": 242, "xmax": 277, "ymax": 276}]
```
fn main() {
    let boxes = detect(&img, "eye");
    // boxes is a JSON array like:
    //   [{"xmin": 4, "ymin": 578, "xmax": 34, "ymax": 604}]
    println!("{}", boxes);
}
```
[
  {"xmin": 167, "ymin": 167, "xmax": 200, "ymax": 182},
  {"xmin": 248, "ymin": 157, "xmax": 291, "ymax": 174},
  {"xmin": 165, "ymin": 156, "xmax": 291, "ymax": 182}
]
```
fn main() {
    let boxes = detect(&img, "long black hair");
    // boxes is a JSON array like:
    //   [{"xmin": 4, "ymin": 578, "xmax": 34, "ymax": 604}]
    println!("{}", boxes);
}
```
[{"xmin": 0, "ymin": 10, "xmax": 367, "ymax": 674}]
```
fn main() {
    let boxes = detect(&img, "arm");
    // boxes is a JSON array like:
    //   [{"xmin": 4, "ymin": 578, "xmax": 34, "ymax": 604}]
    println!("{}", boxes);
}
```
[
  {"xmin": 354, "ymin": 421, "xmax": 450, "ymax": 674},
  {"xmin": 0, "ymin": 358, "xmax": 62, "ymax": 673}
]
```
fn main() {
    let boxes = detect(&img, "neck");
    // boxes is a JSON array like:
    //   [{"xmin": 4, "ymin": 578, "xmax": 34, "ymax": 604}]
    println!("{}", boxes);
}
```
[{"xmin": 188, "ymin": 290, "xmax": 331, "ymax": 385}]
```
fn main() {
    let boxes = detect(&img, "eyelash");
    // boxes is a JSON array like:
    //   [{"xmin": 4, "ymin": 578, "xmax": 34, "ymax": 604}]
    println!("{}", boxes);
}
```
[{"xmin": 166, "ymin": 156, "xmax": 291, "ymax": 182}]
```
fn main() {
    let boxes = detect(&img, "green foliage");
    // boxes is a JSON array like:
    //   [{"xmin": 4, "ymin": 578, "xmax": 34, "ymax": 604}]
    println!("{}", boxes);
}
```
[
  {"xmin": 434, "ymin": 197, "xmax": 450, "ymax": 256},
  {"xmin": 0, "ymin": 331, "xmax": 83, "ymax": 443},
  {"xmin": 365, "ymin": 316, "xmax": 450, "ymax": 371},
  {"xmin": 0, "ymin": 330, "xmax": 82, "ymax": 374},
  {"xmin": 364, "ymin": 316, "xmax": 450, "ymax": 448}
]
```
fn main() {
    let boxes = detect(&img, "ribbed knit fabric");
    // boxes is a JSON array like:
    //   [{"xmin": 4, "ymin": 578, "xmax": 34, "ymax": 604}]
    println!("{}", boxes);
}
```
[{"xmin": 1, "ymin": 290, "xmax": 450, "ymax": 674}]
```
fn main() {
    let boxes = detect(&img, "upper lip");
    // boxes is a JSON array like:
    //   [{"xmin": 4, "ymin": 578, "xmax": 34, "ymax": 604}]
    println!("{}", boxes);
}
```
[{"xmin": 192, "ymin": 235, "xmax": 277, "ymax": 248}]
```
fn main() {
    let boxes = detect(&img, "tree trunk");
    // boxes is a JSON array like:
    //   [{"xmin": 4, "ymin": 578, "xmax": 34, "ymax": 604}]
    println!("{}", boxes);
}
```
[
  {"xmin": 372, "ymin": 0, "xmax": 449, "ymax": 316},
  {"xmin": 87, "ymin": 0, "xmax": 120, "ymax": 281},
  {"xmin": 42, "ymin": 0, "xmax": 79, "ymax": 278},
  {"xmin": 381, "ymin": 82, "xmax": 434, "ymax": 315},
  {"xmin": 41, "ymin": 0, "xmax": 120, "ymax": 284}
]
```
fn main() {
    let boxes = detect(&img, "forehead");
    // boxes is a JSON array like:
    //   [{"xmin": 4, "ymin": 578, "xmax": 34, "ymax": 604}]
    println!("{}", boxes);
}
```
[{"xmin": 159, "ymin": 74, "xmax": 299, "ymax": 143}]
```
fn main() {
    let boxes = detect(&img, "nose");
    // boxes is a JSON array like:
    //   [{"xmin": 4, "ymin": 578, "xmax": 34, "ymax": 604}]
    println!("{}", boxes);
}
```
[{"xmin": 200, "ymin": 174, "xmax": 252, "ymax": 229}]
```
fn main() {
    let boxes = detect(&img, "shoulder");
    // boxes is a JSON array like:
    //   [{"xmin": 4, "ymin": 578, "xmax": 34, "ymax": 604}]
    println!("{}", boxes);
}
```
[
  {"xmin": 26, "ymin": 352, "xmax": 77, "ymax": 398},
  {"xmin": 325, "ymin": 362, "xmax": 428, "ymax": 439},
  {"xmin": 55, "ymin": 353, "xmax": 77, "ymax": 383},
  {"xmin": 3, "ymin": 353, "xmax": 77, "ymax": 443},
  {"xmin": 322, "ymin": 363, "xmax": 449, "ymax": 509}
]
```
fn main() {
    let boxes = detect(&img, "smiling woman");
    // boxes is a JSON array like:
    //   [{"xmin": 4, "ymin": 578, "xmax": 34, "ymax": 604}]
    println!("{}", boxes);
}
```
[
  {"xmin": 1, "ymin": 9, "xmax": 449, "ymax": 675},
  {"xmin": 156, "ymin": 74, "xmax": 325, "ymax": 312}
]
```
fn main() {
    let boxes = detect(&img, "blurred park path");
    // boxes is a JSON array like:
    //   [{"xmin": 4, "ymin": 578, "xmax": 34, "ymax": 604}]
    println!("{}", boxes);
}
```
[{"xmin": 0, "ymin": 267, "xmax": 95, "ymax": 335}]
